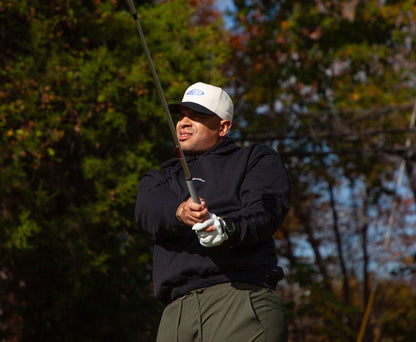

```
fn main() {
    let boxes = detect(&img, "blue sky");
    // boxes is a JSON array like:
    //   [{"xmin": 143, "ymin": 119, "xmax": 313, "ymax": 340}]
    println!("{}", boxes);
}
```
[
  {"xmin": 215, "ymin": 0, "xmax": 236, "ymax": 12},
  {"xmin": 215, "ymin": 0, "xmax": 236, "ymax": 29}
]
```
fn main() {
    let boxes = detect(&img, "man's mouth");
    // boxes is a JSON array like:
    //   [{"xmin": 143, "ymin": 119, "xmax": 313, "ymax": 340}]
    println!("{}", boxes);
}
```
[{"xmin": 179, "ymin": 132, "xmax": 192, "ymax": 141}]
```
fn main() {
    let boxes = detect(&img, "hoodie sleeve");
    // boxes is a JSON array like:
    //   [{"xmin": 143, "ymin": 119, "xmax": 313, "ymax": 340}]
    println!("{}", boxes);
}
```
[
  {"xmin": 135, "ymin": 169, "xmax": 185, "ymax": 238},
  {"xmin": 222, "ymin": 145, "xmax": 290, "ymax": 246}
]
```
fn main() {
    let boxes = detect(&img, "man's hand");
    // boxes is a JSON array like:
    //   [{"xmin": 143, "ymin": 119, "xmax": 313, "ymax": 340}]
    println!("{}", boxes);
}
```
[
  {"xmin": 192, "ymin": 213, "xmax": 228, "ymax": 247},
  {"xmin": 176, "ymin": 198, "xmax": 210, "ymax": 226}
]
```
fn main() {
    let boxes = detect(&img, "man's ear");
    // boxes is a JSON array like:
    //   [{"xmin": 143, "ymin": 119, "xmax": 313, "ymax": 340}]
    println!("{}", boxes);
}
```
[{"xmin": 219, "ymin": 120, "xmax": 232, "ymax": 137}]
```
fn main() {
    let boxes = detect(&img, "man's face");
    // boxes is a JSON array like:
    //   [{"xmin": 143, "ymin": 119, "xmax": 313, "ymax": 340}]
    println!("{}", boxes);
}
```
[{"xmin": 176, "ymin": 107, "xmax": 230, "ymax": 155}]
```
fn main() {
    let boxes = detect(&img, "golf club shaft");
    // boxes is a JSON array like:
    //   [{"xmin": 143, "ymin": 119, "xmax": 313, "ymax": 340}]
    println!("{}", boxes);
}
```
[{"xmin": 126, "ymin": 0, "xmax": 199, "ymax": 204}]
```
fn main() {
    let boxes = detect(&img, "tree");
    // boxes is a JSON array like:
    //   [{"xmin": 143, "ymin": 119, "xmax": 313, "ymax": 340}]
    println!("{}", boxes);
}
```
[
  {"xmin": 227, "ymin": 0, "xmax": 416, "ymax": 340},
  {"xmin": 0, "ymin": 0, "xmax": 230, "ymax": 340}
]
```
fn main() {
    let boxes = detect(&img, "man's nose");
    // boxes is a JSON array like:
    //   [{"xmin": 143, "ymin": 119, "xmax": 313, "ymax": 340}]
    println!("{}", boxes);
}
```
[{"xmin": 178, "ymin": 116, "xmax": 191, "ymax": 127}]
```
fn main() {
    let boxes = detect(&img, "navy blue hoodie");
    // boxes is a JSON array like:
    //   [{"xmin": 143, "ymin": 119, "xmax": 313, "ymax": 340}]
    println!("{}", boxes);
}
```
[{"xmin": 135, "ymin": 137, "xmax": 290, "ymax": 304}]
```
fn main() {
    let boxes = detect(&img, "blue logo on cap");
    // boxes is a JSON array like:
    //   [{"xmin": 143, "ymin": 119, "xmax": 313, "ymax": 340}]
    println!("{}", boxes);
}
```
[{"xmin": 186, "ymin": 89, "xmax": 204, "ymax": 96}]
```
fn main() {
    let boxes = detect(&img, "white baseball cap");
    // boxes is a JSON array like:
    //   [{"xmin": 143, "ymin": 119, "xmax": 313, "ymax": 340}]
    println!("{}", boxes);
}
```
[{"xmin": 168, "ymin": 82, "xmax": 234, "ymax": 123}]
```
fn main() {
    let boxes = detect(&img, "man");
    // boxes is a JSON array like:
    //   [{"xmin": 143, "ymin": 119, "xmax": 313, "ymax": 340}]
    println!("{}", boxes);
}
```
[{"xmin": 135, "ymin": 82, "xmax": 290, "ymax": 341}]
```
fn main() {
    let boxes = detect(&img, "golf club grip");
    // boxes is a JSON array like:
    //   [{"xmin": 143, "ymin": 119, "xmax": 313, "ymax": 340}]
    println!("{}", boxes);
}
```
[{"xmin": 186, "ymin": 179, "xmax": 199, "ymax": 204}]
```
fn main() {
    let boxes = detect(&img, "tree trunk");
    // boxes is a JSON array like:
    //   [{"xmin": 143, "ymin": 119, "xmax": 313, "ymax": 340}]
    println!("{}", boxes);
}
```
[
  {"xmin": 405, "ymin": 161, "xmax": 416, "ymax": 202},
  {"xmin": 298, "ymin": 210, "xmax": 333, "ymax": 293},
  {"xmin": 328, "ymin": 181, "xmax": 350, "ymax": 302}
]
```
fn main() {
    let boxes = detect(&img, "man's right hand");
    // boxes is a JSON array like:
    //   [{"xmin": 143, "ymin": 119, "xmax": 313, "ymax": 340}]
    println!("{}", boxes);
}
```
[{"xmin": 176, "ymin": 197, "xmax": 210, "ymax": 226}]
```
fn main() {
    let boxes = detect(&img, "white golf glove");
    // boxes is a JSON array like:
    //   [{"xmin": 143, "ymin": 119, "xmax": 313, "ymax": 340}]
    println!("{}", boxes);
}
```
[{"xmin": 192, "ymin": 213, "xmax": 228, "ymax": 247}]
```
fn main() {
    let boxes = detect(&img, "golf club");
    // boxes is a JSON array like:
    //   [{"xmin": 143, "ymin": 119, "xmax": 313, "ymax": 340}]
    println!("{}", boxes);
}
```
[{"xmin": 126, "ymin": 0, "xmax": 199, "ymax": 204}]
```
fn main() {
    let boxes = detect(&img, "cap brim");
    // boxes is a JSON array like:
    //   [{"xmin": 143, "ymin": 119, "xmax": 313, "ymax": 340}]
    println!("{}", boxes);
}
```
[{"xmin": 168, "ymin": 102, "xmax": 217, "ymax": 116}]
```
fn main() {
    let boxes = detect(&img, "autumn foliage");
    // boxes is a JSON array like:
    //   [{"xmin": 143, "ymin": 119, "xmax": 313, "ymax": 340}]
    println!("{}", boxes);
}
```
[{"xmin": 1, "ymin": 0, "xmax": 415, "ymax": 341}]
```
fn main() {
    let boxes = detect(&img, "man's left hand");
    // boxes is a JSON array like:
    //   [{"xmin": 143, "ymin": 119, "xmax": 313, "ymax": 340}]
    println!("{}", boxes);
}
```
[{"xmin": 192, "ymin": 213, "xmax": 228, "ymax": 247}]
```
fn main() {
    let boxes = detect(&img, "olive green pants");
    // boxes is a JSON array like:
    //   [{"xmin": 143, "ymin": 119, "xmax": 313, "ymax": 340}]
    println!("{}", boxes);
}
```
[{"xmin": 156, "ymin": 282, "xmax": 288, "ymax": 342}]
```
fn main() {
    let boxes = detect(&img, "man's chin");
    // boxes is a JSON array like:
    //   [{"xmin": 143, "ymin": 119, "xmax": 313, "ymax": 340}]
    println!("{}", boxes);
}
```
[
  {"xmin": 180, "ymin": 145, "xmax": 201, "ymax": 156},
  {"xmin": 182, "ymin": 149, "xmax": 199, "ymax": 156}
]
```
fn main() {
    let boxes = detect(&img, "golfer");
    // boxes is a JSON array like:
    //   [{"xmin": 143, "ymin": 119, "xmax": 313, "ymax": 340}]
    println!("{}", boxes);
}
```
[{"xmin": 135, "ymin": 82, "xmax": 290, "ymax": 341}]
